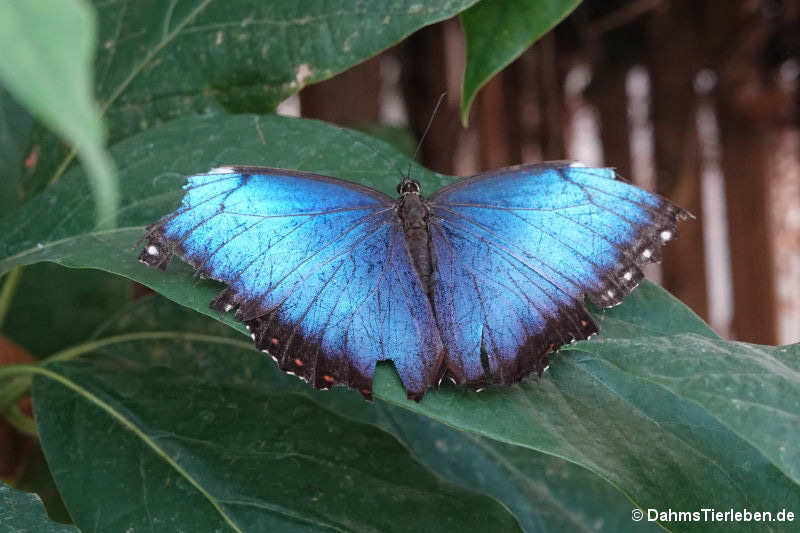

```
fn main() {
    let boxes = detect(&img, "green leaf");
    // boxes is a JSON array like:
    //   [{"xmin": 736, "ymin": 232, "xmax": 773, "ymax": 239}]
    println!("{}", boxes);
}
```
[
  {"xmin": 96, "ymin": 295, "xmax": 660, "ymax": 532},
  {"xmin": 460, "ymin": 0, "xmax": 581, "ymax": 124},
  {"xmin": 1, "ymin": 263, "xmax": 132, "ymax": 357},
  {"xmin": 0, "ymin": 0, "xmax": 118, "ymax": 228},
  {"xmin": 341, "ymin": 401, "xmax": 662, "ymax": 533},
  {"xmin": 0, "ymin": 481, "xmax": 76, "ymax": 532},
  {"xmin": 43, "ymin": 294, "xmax": 656, "ymax": 532},
  {"xmin": 31, "ymin": 336, "xmax": 521, "ymax": 531},
  {"xmin": 588, "ymin": 280, "xmax": 717, "ymax": 339},
  {"xmin": 91, "ymin": 0, "xmax": 480, "ymax": 143},
  {"xmin": 0, "ymin": 88, "xmax": 36, "ymax": 212},
  {"xmin": 571, "ymin": 334, "xmax": 800, "ymax": 486}
]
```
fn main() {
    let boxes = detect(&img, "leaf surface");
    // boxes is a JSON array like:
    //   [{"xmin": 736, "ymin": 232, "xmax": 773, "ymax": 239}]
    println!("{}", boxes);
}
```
[
  {"xmin": 32, "ymin": 321, "xmax": 521, "ymax": 532},
  {"xmin": 460, "ymin": 0, "xmax": 581, "ymax": 123},
  {"xmin": 0, "ymin": 0, "xmax": 117, "ymax": 226},
  {"xmin": 0, "ymin": 481, "xmax": 76, "ymax": 532}
]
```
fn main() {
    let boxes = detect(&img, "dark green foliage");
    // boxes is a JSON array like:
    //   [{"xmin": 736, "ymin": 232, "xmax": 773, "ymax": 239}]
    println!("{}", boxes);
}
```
[{"xmin": 1, "ymin": 1, "xmax": 798, "ymax": 531}]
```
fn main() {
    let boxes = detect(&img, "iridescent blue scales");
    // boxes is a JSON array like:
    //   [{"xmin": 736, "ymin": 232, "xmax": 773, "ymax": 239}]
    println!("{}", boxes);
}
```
[{"xmin": 139, "ymin": 163, "xmax": 690, "ymax": 400}]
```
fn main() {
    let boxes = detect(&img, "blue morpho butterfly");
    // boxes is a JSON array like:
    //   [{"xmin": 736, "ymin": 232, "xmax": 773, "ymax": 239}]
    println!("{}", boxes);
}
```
[{"xmin": 139, "ymin": 158, "xmax": 689, "ymax": 400}]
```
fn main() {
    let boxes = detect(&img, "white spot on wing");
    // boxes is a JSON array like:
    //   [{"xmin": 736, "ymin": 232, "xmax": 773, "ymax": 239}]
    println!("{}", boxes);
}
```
[
  {"xmin": 223, "ymin": 304, "xmax": 233, "ymax": 312},
  {"xmin": 146, "ymin": 245, "xmax": 158, "ymax": 256},
  {"xmin": 642, "ymin": 249, "xmax": 652, "ymax": 259},
  {"xmin": 660, "ymin": 230, "xmax": 672, "ymax": 241},
  {"xmin": 208, "ymin": 166, "xmax": 235, "ymax": 174},
  {"xmin": 624, "ymin": 271, "xmax": 633, "ymax": 281}
]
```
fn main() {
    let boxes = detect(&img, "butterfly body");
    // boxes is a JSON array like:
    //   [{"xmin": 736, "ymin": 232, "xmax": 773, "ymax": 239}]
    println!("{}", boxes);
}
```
[
  {"xmin": 396, "ymin": 181, "xmax": 436, "ymax": 299},
  {"xmin": 140, "ymin": 163, "xmax": 689, "ymax": 400}
]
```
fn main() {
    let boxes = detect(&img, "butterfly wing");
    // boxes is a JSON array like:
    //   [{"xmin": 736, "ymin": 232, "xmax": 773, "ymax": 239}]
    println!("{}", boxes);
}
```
[
  {"xmin": 427, "ymin": 163, "xmax": 690, "ymax": 386},
  {"xmin": 140, "ymin": 167, "xmax": 443, "ymax": 398}
]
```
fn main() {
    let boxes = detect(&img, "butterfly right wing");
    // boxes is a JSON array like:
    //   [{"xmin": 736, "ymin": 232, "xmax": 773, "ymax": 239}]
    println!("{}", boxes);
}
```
[
  {"xmin": 140, "ymin": 167, "xmax": 443, "ymax": 398},
  {"xmin": 427, "ymin": 163, "xmax": 689, "ymax": 387}
]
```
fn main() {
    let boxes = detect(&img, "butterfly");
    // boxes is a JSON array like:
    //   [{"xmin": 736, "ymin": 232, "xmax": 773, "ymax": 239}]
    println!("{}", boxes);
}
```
[{"xmin": 139, "ymin": 162, "xmax": 689, "ymax": 400}]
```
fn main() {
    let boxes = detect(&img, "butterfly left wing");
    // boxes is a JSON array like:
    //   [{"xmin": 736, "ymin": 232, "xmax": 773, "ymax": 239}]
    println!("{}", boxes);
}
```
[
  {"xmin": 427, "ymin": 163, "xmax": 690, "ymax": 387},
  {"xmin": 140, "ymin": 167, "xmax": 443, "ymax": 399}
]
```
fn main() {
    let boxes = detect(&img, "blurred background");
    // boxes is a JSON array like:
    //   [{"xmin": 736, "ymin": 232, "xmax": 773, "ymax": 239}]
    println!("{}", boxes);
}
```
[{"xmin": 281, "ymin": 0, "xmax": 800, "ymax": 346}]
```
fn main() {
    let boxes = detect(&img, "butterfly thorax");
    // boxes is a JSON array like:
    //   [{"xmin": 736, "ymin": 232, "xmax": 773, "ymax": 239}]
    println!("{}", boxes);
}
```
[{"xmin": 397, "ymin": 190, "xmax": 435, "ymax": 299}]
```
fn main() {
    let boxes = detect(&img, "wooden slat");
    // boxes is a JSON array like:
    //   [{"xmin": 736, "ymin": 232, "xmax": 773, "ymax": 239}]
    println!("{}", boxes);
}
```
[
  {"xmin": 299, "ymin": 55, "xmax": 381, "ymax": 126},
  {"xmin": 645, "ymin": 1, "xmax": 710, "ymax": 322}
]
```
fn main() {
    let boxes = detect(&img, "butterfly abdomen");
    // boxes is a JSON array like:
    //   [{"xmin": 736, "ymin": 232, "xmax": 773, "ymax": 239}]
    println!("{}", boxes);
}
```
[{"xmin": 397, "ymin": 193, "xmax": 436, "ymax": 299}]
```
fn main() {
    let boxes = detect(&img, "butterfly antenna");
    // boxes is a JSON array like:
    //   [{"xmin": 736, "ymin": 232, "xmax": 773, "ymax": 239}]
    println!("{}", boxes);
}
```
[
  {"xmin": 335, "ymin": 125, "xmax": 408, "ymax": 179},
  {"xmin": 407, "ymin": 92, "xmax": 446, "ymax": 181}
]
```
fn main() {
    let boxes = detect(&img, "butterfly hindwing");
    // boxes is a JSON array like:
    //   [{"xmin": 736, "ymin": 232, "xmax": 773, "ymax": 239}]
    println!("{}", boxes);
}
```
[
  {"xmin": 427, "ymin": 163, "xmax": 690, "ymax": 386},
  {"xmin": 139, "ymin": 167, "xmax": 443, "ymax": 398}
]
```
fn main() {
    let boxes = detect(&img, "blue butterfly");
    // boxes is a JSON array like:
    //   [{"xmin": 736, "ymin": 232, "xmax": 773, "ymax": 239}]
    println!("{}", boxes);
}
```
[{"xmin": 139, "ymin": 163, "xmax": 689, "ymax": 400}]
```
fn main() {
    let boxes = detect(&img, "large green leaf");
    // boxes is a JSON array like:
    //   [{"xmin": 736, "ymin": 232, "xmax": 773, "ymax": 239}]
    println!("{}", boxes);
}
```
[
  {"xmin": 571, "ymin": 334, "xmax": 800, "ymax": 486},
  {"xmin": 2, "ymin": 114, "xmax": 798, "ymax": 531},
  {"xmin": 40, "ymin": 295, "xmax": 656, "ymax": 532},
  {"xmin": 93, "ymin": 296, "xmax": 662, "ymax": 532},
  {"xmin": 30, "ymin": 333, "xmax": 521, "ymax": 531},
  {"xmin": 0, "ymin": 481, "xmax": 76, "ymax": 532},
  {"xmin": 338, "ymin": 398, "xmax": 662, "ymax": 533},
  {"xmin": 460, "ymin": 0, "xmax": 581, "ymax": 124},
  {"xmin": 0, "ymin": 0, "xmax": 118, "ymax": 228},
  {"xmin": 92, "ymin": 0, "xmax": 480, "ymax": 143}
]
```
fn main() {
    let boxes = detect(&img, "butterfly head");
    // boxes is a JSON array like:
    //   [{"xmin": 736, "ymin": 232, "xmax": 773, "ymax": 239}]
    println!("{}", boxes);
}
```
[{"xmin": 397, "ymin": 178, "xmax": 421, "ymax": 196}]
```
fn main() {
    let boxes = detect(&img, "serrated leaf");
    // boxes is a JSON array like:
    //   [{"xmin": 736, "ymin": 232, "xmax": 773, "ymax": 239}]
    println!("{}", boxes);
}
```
[
  {"xmin": 0, "ymin": 481, "xmax": 76, "ymax": 532},
  {"xmin": 460, "ymin": 0, "xmax": 581, "ymax": 124},
  {"xmin": 0, "ymin": 0, "xmax": 118, "ymax": 227}
]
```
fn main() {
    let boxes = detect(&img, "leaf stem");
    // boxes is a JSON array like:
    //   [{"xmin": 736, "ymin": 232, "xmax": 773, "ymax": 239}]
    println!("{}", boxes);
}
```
[
  {"xmin": 0, "ymin": 331, "xmax": 253, "ymax": 408},
  {"xmin": 0, "ymin": 266, "xmax": 24, "ymax": 329},
  {"xmin": 0, "ymin": 376, "xmax": 32, "ymax": 409},
  {"xmin": 2, "ymin": 404, "xmax": 37, "ymax": 437},
  {"xmin": 46, "ymin": 331, "xmax": 253, "ymax": 364}
]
